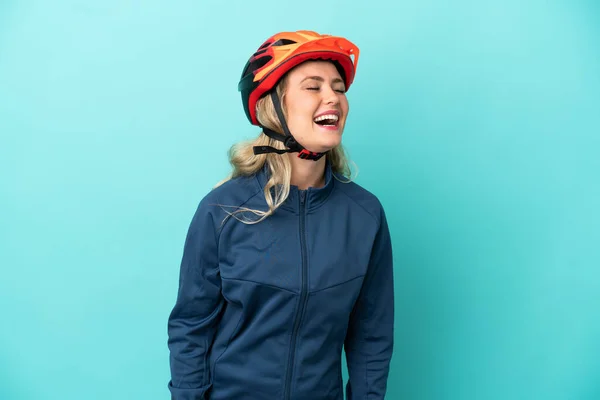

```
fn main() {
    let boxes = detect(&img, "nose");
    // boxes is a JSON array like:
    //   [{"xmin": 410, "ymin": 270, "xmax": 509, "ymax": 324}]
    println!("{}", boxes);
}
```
[{"xmin": 322, "ymin": 85, "xmax": 339, "ymax": 105}]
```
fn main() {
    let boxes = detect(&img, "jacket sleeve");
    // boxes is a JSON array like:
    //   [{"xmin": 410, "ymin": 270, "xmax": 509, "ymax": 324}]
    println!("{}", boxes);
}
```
[
  {"xmin": 167, "ymin": 200, "xmax": 225, "ymax": 400},
  {"xmin": 344, "ymin": 205, "xmax": 395, "ymax": 399}
]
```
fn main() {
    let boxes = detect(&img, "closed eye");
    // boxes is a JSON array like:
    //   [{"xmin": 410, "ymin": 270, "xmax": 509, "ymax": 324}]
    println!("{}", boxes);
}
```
[{"xmin": 306, "ymin": 87, "xmax": 346, "ymax": 93}]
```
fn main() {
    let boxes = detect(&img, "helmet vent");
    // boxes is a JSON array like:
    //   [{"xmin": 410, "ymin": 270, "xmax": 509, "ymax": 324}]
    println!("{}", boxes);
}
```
[
  {"xmin": 259, "ymin": 41, "xmax": 272, "ymax": 50},
  {"xmin": 248, "ymin": 55, "xmax": 272, "ymax": 74},
  {"xmin": 272, "ymin": 39, "xmax": 297, "ymax": 46}
]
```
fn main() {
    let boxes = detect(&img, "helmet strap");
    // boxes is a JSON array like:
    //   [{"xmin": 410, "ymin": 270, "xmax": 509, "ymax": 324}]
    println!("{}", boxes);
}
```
[{"xmin": 252, "ymin": 91, "xmax": 326, "ymax": 161}]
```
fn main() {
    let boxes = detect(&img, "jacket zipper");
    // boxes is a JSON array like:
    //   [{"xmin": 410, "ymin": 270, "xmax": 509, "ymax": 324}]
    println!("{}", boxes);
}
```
[{"xmin": 284, "ymin": 190, "xmax": 308, "ymax": 400}]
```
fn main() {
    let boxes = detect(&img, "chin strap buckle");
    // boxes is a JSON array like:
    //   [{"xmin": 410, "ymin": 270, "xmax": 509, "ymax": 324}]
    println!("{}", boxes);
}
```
[{"xmin": 298, "ymin": 149, "xmax": 325, "ymax": 160}]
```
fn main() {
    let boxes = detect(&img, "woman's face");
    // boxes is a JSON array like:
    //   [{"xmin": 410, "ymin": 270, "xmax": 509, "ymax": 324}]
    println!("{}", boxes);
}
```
[{"xmin": 282, "ymin": 61, "xmax": 349, "ymax": 153}]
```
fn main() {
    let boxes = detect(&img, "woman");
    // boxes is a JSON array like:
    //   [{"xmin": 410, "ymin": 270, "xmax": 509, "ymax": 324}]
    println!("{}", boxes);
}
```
[{"xmin": 167, "ymin": 30, "xmax": 395, "ymax": 400}]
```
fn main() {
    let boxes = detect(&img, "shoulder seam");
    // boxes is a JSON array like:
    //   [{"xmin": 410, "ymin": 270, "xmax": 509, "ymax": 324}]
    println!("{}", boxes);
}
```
[
  {"xmin": 212, "ymin": 188, "xmax": 263, "ymax": 240},
  {"xmin": 336, "ymin": 184, "xmax": 381, "ymax": 225}
]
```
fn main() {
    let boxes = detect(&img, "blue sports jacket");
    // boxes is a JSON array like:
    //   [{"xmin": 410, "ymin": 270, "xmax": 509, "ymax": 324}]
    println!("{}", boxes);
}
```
[{"xmin": 167, "ymin": 161, "xmax": 395, "ymax": 400}]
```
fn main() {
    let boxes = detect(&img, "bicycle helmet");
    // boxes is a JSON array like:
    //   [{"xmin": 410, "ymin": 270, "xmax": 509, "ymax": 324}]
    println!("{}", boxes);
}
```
[{"xmin": 238, "ymin": 30, "xmax": 360, "ymax": 160}]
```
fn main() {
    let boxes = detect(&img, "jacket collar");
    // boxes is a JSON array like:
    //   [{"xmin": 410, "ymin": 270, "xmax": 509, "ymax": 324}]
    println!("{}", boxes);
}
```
[{"xmin": 255, "ymin": 159, "xmax": 335, "ymax": 212}]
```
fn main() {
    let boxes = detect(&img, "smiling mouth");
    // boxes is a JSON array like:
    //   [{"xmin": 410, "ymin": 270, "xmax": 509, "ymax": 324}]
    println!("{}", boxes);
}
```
[{"xmin": 313, "ymin": 114, "xmax": 339, "ymax": 128}]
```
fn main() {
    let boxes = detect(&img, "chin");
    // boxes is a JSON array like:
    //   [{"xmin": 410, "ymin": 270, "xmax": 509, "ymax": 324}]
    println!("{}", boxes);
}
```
[
  {"xmin": 314, "ymin": 137, "xmax": 342, "ymax": 152},
  {"xmin": 302, "ymin": 125, "xmax": 344, "ymax": 152}
]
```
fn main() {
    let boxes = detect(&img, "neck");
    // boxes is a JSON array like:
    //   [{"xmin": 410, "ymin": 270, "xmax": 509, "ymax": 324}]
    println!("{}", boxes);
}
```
[{"xmin": 287, "ymin": 154, "xmax": 327, "ymax": 190}]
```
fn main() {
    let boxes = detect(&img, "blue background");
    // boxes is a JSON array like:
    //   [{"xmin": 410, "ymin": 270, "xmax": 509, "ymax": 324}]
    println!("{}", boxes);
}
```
[{"xmin": 1, "ymin": 1, "xmax": 599, "ymax": 399}]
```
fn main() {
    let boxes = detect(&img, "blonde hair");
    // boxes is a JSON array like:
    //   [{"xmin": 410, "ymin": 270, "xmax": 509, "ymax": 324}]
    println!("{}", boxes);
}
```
[{"xmin": 215, "ymin": 73, "xmax": 355, "ymax": 224}]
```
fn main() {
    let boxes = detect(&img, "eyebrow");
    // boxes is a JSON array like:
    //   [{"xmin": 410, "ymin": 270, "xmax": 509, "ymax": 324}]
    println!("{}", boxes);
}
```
[{"xmin": 300, "ymin": 76, "xmax": 344, "ymax": 85}]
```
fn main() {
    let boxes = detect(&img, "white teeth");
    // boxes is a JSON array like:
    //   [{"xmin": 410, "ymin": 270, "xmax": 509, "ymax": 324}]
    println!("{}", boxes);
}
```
[{"xmin": 314, "ymin": 114, "xmax": 339, "ymax": 122}]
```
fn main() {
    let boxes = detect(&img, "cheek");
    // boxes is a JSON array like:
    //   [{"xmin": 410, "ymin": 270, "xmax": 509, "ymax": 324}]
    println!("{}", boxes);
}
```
[
  {"xmin": 288, "ymin": 101, "xmax": 317, "ymax": 126},
  {"xmin": 340, "ymin": 99, "xmax": 349, "ymax": 123},
  {"xmin": 342, "ymin": 96, "xmax": 349, "ymax": 109}
]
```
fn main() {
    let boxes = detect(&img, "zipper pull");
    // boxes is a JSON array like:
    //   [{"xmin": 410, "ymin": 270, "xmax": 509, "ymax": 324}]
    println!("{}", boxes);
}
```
[{"xmin": 300, "ymin": 190, "xmax": 306, "ymax": 205}]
